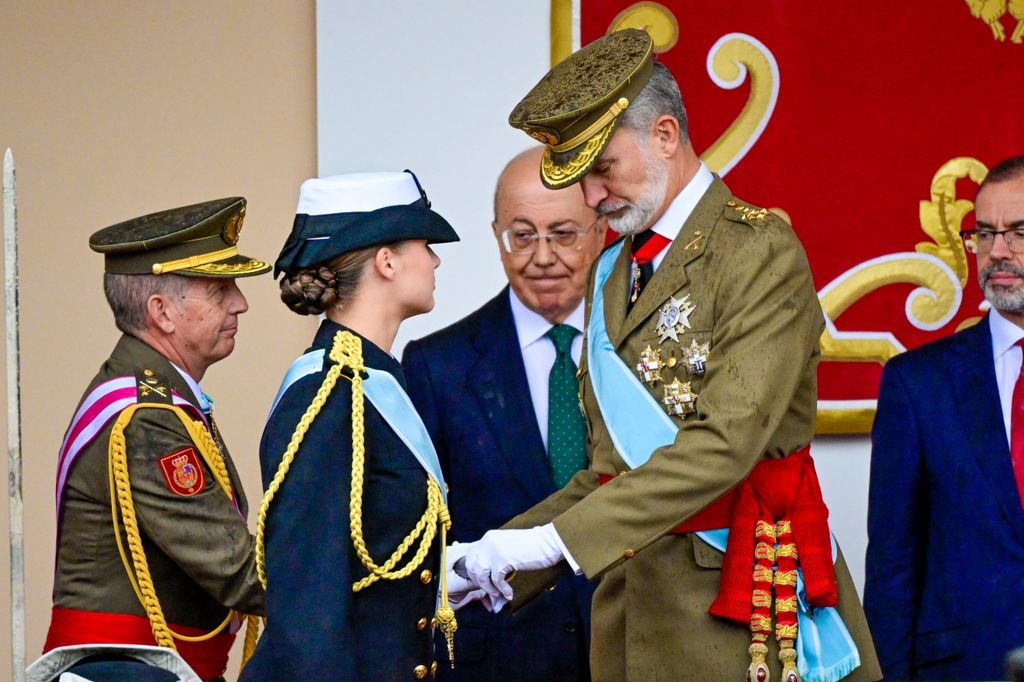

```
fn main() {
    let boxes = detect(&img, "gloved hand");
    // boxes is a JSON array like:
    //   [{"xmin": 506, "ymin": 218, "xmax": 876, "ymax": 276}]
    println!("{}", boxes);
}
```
[
  {"xmin": 444, "ymin": 542, "xmax": 496, "ymax": 611},
  {"xmin": 461, "ymin": 524, "xmax": 565, "ymax": 604}
]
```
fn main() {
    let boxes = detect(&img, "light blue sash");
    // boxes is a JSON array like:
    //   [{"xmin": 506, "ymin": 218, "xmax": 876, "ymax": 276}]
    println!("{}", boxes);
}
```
[
  {"xmin": 269, "ymin": 348, "xmax": 447, "ymax": 504},
  {"xmin": 587, "ymin": 244, "xmax": 859, "ymax": 682}
]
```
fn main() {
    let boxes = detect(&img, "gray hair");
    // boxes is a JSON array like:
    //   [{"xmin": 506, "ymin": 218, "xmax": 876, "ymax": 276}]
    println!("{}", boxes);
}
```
[
  {"xmin": 103, "ymin": 272, "xmax": 192, "ymax": 335},
  {"xmin": 618, "ymin": 61, "xmax": 689, "ymax": 143}
]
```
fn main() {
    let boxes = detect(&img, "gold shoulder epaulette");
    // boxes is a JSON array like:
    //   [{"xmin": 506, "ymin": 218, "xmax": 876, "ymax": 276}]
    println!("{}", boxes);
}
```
[
  {"xmin": 135, "ymin": 369, "xmax": 171, "ymax": 403},
  {"xmin": 725, "ymin": 199, "xmax": 770, "ymax": 224}
]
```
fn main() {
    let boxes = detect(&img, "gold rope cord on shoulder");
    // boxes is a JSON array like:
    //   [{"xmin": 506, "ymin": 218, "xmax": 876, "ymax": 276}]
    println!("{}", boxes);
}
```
[
  {"xmin": 254, "ymin": 330, "xmax": 458, "ymax": 663},
  {"xmin": 107, "ymin": 402, "xmax": 261, "ymax": 670}
]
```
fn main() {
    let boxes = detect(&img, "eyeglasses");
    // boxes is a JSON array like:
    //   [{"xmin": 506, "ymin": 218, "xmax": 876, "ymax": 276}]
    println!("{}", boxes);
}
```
[
  {"xmin": 961, "ymin": 228, "xmax": 1024, "ymax": 255},
  {"xmin": 499, "ymin": 220, "xmax": 598, "ymax": 255}
]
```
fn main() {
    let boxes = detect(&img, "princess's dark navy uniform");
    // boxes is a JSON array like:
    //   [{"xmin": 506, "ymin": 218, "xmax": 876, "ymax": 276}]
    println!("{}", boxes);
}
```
[{"xmin": 240, "ymin": 172, "xmax": 461, "ymax": 681}]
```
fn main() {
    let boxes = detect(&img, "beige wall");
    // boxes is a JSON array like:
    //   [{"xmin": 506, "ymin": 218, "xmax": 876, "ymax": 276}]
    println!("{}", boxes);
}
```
[{"xmin": 0, "ymin": 1, "xmax": 317, "ymax": 677}]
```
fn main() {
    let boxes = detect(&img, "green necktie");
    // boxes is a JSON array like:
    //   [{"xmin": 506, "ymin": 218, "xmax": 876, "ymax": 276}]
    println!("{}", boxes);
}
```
[{"xmin": 546, "ymin": 324, "xmax": 587, "ymax": 488}]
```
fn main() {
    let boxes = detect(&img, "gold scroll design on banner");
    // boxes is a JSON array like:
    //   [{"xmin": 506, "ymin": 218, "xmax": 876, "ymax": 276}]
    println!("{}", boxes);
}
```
[
  {"xmin": 815, "ymin": 157, "xmax": 989, "ymax": 433},
  {"xmin": 964, "ymin": 0, "xmax": 1024, "ymax": 43}
]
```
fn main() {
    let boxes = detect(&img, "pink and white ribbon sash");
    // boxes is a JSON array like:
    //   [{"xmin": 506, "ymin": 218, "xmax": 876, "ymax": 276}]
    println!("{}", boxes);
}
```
[{"xmin": 55, "ymin": 376, "xmax": 205, "ymax": 517}]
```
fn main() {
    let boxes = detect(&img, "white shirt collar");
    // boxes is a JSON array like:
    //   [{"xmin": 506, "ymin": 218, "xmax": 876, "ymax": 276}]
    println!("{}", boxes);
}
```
[
  {"xmin": 649, "ymin": 162, "xmax": 714, "ymax": 242},
  {"xmin": 509, "ymin": 288, "xmax": 585, "ymax": 350},
  {"xmin": 170, "ymin": 362, "xmax": 212, "ymax": 413},
  {"xmin": 989, "ymin": 308, "xmax": 1024, "ymax": 359}
]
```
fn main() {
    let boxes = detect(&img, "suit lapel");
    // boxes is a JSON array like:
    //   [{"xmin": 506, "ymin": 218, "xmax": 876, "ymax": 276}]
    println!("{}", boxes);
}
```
[
  {"xmin": 468, "ymin": 290, "xmax": 554, "ymax": 497},
  {"xmin": 950, "ymin": 318, "xmax": 1024, "ymax": 545},
  {"xmin": 617, "ymin": 177, "xmax": 729, "ymax": 342}
]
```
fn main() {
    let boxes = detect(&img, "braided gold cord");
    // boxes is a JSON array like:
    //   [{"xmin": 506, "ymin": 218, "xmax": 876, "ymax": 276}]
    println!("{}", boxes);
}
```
[
  {"xmin": 254, "ymin": 331, "xmax": 456, "ymax": 658},
  {"xmin": 255, "ymin": 340, "xmax": 349, "ymax": 588},
  {"xmin": 107, "ymin": 403, "xmax": 257, "ymax": 652}
]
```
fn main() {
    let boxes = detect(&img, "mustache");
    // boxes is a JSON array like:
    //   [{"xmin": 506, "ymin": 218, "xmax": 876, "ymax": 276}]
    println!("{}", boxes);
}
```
[
  {"xmin": 981, "ymin": 262, "xmax": 1024, "ymax": 283},
  {"xmin": 595, "ymin": 200, "xmax": 630, "ymax": 216}
]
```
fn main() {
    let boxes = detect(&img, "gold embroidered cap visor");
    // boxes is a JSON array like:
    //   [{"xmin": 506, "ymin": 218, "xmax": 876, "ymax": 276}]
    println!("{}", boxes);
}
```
[
  {"xmin": 89, "ymin": 197, "xmax": 272, "ymax": 278},
  {"xmin": 508, "ymin": 28, "xmax": 654, "ymax": 189}
]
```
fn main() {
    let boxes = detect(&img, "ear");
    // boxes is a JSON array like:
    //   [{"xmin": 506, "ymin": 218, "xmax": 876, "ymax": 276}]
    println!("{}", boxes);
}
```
[
  {"xmin": 146, "ymin": 293, "xmax": 176, "ymax": 334},
  {"xmin": 491, "ymin": 220, "xmax": 501, "ymax": 239},
  {"xmin": 651, "ymin": 114, "xmax": 681, "ymax": 158},
  {"xmin": 372, "ymin": 245, "xmax": 398, "ymax": 281}
]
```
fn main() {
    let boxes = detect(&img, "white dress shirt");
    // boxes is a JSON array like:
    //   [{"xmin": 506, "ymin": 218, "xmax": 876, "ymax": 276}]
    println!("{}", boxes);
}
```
[
  {"xmin": 508, "ymin": 288, "xmax": 585, "ymax": 449},
  {"xmin": 646, "ymin": 162, "xmax": 714, "ymax": 272},
  {"xmin": 989, "ymin": 309, "xmax": 1024, "ymax": 448}
]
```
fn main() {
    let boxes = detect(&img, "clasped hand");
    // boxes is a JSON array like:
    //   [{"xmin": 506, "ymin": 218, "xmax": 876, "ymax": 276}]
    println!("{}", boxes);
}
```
[{"xmin": 444, "ymin": 524, "xmax": 564, "ymax": 613}]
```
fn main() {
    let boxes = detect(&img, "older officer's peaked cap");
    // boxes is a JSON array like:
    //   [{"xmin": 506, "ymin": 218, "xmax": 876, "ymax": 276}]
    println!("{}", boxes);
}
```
[
  {"xmin": 89, "ymin": 197, "xmax": 271, "ymax": 278},
  {"xmin": 274, "ymin": 170, "xmax": 459, "ymax": 278},
  {"xmin": 509, "ymin": 28, "xmax": 654, "ymax": 189}
]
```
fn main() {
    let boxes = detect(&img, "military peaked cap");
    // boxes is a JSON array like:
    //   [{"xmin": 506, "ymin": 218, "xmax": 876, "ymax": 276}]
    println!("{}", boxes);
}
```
[
  {"xmin": 89, "ymin": 197, "xmax": 271, "ymax": 278},
  {"xmin": 509, "ymin": 28, "xmax": 654, "ymax": 189}
]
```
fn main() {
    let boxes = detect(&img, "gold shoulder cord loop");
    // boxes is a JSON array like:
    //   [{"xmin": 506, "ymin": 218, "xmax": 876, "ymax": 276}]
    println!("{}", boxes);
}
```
[
  {"xmin": 107, "ymin": 403, "xmax": 261, "ymax": 672},
  {"xmin": 255, "ymin": 331, "xmax": 457, "ymax": 663}
]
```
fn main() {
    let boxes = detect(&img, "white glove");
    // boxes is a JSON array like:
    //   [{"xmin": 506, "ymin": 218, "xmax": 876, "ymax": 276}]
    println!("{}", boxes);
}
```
[
  {"xmin": 461, "ymin": 524, "xmax": 565, "ymax": 604},
  {"xmin": 442, "ymin": 540, "xmax": 489, "ymax": 610}
]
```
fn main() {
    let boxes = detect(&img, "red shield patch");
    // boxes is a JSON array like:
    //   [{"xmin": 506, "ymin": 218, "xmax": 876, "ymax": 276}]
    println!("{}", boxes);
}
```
[{"xmin": 158, "ymin": 447, "xmax": 206, "ymax": 496}]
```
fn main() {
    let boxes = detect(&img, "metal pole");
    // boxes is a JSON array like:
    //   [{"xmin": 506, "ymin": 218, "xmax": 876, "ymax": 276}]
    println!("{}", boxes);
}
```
[{"xmin": 4, "ymin": 149, "xmax": 25, "ymax": 682}]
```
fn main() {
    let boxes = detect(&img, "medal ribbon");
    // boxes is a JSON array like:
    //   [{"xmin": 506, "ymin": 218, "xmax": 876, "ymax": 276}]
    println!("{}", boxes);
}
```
[{"xmin": 629, "ymin": 231, "xmax": 671, "ymax": 303}]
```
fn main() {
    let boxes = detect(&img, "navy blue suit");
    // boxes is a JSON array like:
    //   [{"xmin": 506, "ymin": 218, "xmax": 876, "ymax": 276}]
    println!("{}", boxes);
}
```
[
  {"xmin": 243, "ymin": 320, "xmax": 439, "ymax": 681},
  {"xmin": 403, "ymin": 288, "xmax": 593, "ymax": 682},
  {"xmin": 865, "ymin": 316, "xmax": 1024, "ymax": 680}
]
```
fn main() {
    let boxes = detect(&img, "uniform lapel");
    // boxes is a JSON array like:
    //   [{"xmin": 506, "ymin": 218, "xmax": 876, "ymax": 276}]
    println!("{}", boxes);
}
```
[
  {"xmin": 617, "ymin": 177, "xmax": 729, "ymax": 342},
  {"xmin": 602, "ymin": 240, "xmax": 632, "ymax": 349},
  {"xmin": 468, "ymin": 291, "xmax": 554, "ymax": 497},
  {"xmin": 950, "ymin": 318, "xmax": 1024, "ymax": 546}
]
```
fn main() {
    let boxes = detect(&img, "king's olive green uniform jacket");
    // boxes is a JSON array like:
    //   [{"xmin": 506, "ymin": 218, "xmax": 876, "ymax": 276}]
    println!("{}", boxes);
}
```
[
  {"xmin": 51, "ymin": 334, "xmax": 264, "ymax": 633},
  {"xmin": 509, "ymin": 177, "xmax": 881, "ymax": 681}
]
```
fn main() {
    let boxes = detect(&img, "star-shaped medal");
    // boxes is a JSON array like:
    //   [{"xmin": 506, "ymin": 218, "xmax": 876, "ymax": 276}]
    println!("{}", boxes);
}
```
[
  {"xmin": 662, "ymin": 378, "xmax": 697, "ymax": 418},
  {"xmin": 683, "ymin": 339, "xmax": 710, "ymax": 377},
  {"xmin": 635, "ymin": 345, "xmax": 663, "ymax": 386},
  {"xmin": 655, "ymin": 294, "xmax": 696, "ymax": 344}
]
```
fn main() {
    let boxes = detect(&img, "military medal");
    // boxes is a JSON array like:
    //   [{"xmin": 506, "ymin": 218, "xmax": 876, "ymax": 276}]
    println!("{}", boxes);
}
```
[
  {"xmin": 655, "ymin": 294, "xmax": 695, "ymax": 344},
  {"xmin": 662, "ymin": 379, "xmax": 697, "ymax": 417},
  {"xmin": 682, "ymin": 339, "xmax": 710, "ymax": 377},
  {"xmin": 636, "ymin": 345, "xmax": 664, "ymax": 386},
  {"xmin": 630, "ymin": 261, "xmax": 642, "ymax": 303}
]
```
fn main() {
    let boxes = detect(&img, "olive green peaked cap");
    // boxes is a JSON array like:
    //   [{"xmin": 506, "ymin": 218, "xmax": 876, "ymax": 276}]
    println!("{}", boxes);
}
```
[
  {"xmin": 89, "ymin": 197, "xmax": 271, "ymax": 278},
  {"xmin": 508, "ymin": 28, "xmax": 654, "ymax": 189}
]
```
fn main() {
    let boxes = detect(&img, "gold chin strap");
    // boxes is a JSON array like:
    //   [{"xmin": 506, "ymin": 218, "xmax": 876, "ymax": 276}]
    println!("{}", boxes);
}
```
[
  {"xmin": 255, "ymin": 330, "xmax": 458, "ymax": 663},
  {"xmin": 107, "ymin": 403, "xmax": 261, "ymax": 673},
  {"xmin": 151, "ymin": 246, "xmax": 238, "ymax": 274}
]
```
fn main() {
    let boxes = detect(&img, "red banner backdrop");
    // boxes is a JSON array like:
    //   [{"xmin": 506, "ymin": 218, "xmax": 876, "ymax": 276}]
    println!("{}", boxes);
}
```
[{"xmin": 567, "ymin": 0, "xmax": 1024, "ymax": 432}]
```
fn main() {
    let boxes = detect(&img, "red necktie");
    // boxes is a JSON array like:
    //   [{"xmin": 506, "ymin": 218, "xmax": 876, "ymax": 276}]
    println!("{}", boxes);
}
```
[
  {"xmin": 1010, "ymin": 340, "xmax": 1024, "ymax": 509},
  {"xmin": 629, "ymin": 231, "xmax": 672, "ymax": 304}
]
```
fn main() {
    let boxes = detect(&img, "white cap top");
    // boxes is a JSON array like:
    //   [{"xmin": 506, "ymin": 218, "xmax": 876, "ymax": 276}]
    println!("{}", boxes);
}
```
[{"xmin": 295, "ymin": 172, "xmax": 423, "ymax": 216}]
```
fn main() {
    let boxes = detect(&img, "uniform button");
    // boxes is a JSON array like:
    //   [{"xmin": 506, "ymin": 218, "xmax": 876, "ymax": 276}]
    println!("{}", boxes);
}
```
[
  {"xmin": 430, "ymin": 617, "xmax": 437, "ymax": 628},
  {"xmin": 420, "ymin": 569, "xmax": 433, "ymax": 584},
  {"xmin": 617, "ymin": 471, "xmax": 627, "ymax": 477},
  {"xmin": 413, "ymin": 664, "xmax": 428, "ymax": 679},
  {"xmin": 563, "ymin": 620, "xmax": 578, "ymax": 633},
  {"xmin": 623, "ymin": 549, "xmax": 636, "ymax": 559},
  {"xmin": 431, "ymin": 661, "xmax": 438, "ymax": 674},
  {"xmin": 416, "ymin": 617, "xmax": 428, "ymax": 631}
]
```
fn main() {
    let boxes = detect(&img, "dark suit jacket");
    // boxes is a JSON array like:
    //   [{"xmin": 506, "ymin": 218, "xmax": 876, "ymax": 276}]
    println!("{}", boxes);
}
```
[
  {"xmin": 866, "ymin": 315, "xmax": 1024, "ymax": 680},
  {"xmin": 403, "ymin": 288, "xmax": 593, "ymax": 682}
]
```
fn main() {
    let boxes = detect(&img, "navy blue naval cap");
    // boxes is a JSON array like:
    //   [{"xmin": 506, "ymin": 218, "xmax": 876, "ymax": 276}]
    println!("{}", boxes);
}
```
[{"xmin": 274, "ymin": 170, "xmax": 459, "ymax": 278}]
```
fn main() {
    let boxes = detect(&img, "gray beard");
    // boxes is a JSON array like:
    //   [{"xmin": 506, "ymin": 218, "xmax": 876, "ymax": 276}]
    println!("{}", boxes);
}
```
[
  {"xmin": 597, "ymin": 152, "xmax": 669, "ymax": 237},
  {"xmin": 979, "ymin": 262, "xmax": 1024, "ymax": 314}
]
